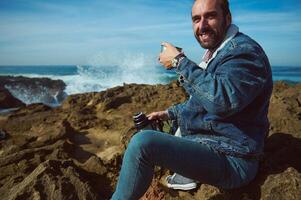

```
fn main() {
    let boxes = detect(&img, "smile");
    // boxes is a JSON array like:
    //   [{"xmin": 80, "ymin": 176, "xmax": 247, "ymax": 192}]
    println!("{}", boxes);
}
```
[{"xmin": 200, "ymin": 32, "xmax": 212, "ymax": 40}]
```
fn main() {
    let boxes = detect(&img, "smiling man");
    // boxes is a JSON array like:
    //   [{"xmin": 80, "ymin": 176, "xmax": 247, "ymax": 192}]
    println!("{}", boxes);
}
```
[
  {"xmin": 111, "ymin": 0, "xmax": 273, "ymax": 199},
  {"xmin": 193, "ymin": 0, "xmax": 231, "ymax": 50}
]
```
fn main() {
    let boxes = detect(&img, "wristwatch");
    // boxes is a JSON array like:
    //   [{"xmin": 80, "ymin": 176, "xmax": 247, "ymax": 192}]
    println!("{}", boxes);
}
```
[{"xmin": 171, "ymin": 53, "xmax": 186, "ymax": 68}]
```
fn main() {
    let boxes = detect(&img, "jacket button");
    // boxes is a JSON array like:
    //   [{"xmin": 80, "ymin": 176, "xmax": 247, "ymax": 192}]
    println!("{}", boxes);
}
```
[{"xmin": 179, "ymin": 75, "xmax": 185, "ymax": 83}]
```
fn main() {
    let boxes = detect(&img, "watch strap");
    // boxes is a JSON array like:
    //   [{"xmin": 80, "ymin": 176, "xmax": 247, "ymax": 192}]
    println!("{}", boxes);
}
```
[{"xmin": 172, "ymin": 53, "xmax": 186, "ymax": 68}]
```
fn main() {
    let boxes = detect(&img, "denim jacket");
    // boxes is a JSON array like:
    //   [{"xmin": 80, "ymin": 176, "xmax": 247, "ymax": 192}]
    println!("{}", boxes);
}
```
[{"xmin": 167, "ymin": 32, "xmax": 273, "ymax": 159}]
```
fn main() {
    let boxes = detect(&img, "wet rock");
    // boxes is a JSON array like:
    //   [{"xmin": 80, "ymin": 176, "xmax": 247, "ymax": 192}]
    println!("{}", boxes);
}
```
[
  {"xmin": 0, "ymin": 87, "xmax": 25, "ymax": 108},
  {"xmin": 0, "ymin": 76, "xmax": 67, "ymax": 105}
]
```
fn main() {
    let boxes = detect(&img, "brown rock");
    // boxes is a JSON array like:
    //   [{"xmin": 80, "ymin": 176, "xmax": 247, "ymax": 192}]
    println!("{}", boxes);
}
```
[
  {"xmin": 0, "ymin": 81, "xmax": 300, "ymax": 200},
  {"xmin": 140, "ymin": 180, "xmax": 166, "ymax": 200},
  {"xmin": 7, "ymin": 160, "xmax": 100, "ymax": 200},
  {"xmin": 268, "ymin": 82, "xmax": 301, "ymax": 137},
  {"xmin": 261, "ymin": 167, "xmax": 301, "ymax": 200}
]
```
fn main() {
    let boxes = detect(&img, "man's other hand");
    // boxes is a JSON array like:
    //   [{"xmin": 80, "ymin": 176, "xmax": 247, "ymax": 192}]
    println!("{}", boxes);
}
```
[
  {"xmin": 147, "ymin": 111, "xmax": 169, "ymax": 121},
  {"xmin": 158, "ymin": 42, "xmax": 181, "ymax": 69}
]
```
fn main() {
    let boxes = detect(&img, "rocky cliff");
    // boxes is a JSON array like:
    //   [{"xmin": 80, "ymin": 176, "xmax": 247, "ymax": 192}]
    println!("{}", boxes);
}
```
[{"xmin": 0, "ymin": 81, "xmax": 300, "ymax": 200}]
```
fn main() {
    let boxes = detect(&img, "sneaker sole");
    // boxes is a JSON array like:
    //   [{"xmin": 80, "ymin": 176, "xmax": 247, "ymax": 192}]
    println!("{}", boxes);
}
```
[{"xmin": 166, "ymin": 182, "xmax": 197, "ymax": 190}]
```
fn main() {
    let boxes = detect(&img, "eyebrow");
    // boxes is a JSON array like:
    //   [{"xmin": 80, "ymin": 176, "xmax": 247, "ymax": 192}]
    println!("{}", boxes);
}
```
[
  {"xmin": 192, "ymin": 10, "xmax": 218, "ymax": 20},
  {"xmin": 204, "ymin": 11, "xmax": 218, "ymax": 17}
]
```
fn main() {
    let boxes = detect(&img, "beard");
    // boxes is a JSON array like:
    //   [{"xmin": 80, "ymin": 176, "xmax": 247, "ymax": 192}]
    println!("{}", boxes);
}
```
[
  {"xmin": 194, "ymin": 28, "xmax": 220, "ymax": 49},
  {"xmin": 194, "ymin": 18, "xmax": 228, "ymax": 50}
]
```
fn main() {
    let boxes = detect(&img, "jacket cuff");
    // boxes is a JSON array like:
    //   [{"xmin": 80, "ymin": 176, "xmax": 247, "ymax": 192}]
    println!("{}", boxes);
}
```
[
  {"xmin": 175, "ymin": 57, "xmax": 203, "ymax": 85},
  {"xmin": 176, "ymin": 57, "xmax": 190, "ymax": 72},
  {"xmin": 166, "ymin": 107, "xmax": 177, "ymax": 120}
]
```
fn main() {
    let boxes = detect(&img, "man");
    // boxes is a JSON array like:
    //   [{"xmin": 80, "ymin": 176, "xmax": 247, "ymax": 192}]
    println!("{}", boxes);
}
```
[{"xmin": 111, "ymin": 0, "xmax": 272, "ymax": 199}]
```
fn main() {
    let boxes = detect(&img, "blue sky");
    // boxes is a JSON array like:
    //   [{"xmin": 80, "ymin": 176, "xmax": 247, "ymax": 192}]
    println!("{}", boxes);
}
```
[{"xmin": 0, "ymin": 0, "xmax": 301, "ymax": 66}]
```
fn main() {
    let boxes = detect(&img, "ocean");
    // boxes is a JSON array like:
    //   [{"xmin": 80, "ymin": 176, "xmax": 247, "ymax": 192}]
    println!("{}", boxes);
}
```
[
  {"xmin": 0, "ymin": 65, "xmax": 177, "ymax": 94},
  {"xmin": 1, "ymin": 64, "xmax": 300, "ymax": 105}
]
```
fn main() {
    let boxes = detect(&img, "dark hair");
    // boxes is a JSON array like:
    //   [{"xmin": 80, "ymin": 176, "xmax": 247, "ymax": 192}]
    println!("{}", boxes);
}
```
[{"xmin": 220, "ymin": 0, "xmax": 231, "ymax": 16}]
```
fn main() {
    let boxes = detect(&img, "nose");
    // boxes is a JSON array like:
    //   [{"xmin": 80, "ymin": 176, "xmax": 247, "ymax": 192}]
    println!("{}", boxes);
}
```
[{"xmin": 198, "ymin": 18, "xmax": 209, "ymax": 31}]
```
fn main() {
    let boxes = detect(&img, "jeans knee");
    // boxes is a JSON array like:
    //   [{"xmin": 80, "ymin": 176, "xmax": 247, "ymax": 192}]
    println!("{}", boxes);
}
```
[{"xmin": 127, "ymin": 130, "xmax": 157, "ymax": 157}]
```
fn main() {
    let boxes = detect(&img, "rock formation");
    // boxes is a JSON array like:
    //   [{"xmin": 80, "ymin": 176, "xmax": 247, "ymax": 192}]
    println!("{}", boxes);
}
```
[
  {"xmin": 0, "ymin": 76, "xmax": 67, "ymax": 106},
  {"xmin": 0, "ymin": 81, "xmax": 300, "ymax": 200},
  {"xmin": 0, "ymin": 87, "xmax": 25, "ymax": 109}
]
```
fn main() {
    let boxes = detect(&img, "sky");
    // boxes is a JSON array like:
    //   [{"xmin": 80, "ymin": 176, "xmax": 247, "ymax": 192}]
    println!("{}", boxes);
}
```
[{"xmin": 0, "ymin": 0, "xmax": 301, "ymax": 66}]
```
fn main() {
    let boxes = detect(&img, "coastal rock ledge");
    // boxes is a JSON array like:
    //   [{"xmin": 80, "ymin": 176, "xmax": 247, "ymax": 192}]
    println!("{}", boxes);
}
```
[{"xmin": 0, "ymin": 81, "xmax": 300, "ymax": 200}]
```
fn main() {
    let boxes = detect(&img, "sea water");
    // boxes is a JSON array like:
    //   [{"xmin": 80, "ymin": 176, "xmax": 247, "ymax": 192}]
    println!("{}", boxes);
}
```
[
  {"xmin": 0, "ymin": 53, "xmax": 300, "ymax": 105},
  {"xmin": 1, "ymin": 65, "xmax": 300, "ymax": 92},
  {"xmin": 0, "ymin": 53, "xmax": 177, "ymax": 104}
]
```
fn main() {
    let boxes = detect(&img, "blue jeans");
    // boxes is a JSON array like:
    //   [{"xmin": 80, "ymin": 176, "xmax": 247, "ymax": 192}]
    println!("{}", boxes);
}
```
[{"xmin": 111, "ymin": 130, "xmax": 258, "ymax": 200}]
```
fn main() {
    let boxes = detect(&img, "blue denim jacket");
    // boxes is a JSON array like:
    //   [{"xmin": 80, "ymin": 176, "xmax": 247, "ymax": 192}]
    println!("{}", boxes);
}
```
[{"xmin": 167, "ymin": 32, "xmax": 273, "ymax": 159}]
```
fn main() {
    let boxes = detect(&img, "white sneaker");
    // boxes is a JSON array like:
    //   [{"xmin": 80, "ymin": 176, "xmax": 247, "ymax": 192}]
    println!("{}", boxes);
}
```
[{"xmin": 165, "ymin": 173, "xmax": 197, "ymax": 190}]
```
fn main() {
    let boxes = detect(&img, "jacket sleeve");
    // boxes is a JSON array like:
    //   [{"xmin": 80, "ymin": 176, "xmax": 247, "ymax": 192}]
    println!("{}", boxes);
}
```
[
  {"xmin": 166, "ymin": 100, "xmax": 187, "ymax": 120},
  {"xmin": 174, "ymin": 46, "xmax": 269, "ymax": 117}
]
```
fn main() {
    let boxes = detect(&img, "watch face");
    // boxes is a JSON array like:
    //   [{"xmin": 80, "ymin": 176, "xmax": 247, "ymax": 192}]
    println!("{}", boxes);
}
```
[{"xmin": 171, "ymin": 58, "xmax": 178, "ymax": 67}]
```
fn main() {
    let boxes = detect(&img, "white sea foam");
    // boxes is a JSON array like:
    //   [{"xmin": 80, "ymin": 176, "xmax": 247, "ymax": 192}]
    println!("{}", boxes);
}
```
[
  {"xmin": 87, "ymin": 51, "xmax": 164, "ymax": 84},
  {"xmin": 5, "ymin": 84, "xmax": 63, "ymax": 107},
  {"xmin": 1, "ymin": 52, "xmax": 177, "ymax": 105},
  {"xmin": 62, "ymin": 51, "xmax": 171, "ymax": 95}
]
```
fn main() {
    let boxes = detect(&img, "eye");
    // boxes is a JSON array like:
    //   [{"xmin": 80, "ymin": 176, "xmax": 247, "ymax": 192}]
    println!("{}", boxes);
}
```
[
  {"xmin": 192, "ymin": 16, "xmax": 201, "ymax": 23},
  {"xmin": 205, "ymin": 12, "xmax": 217, "ymax": 20},
  {"xmin": 207, "ymin": 15, "xmax": 214, "ymax": 20}
]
